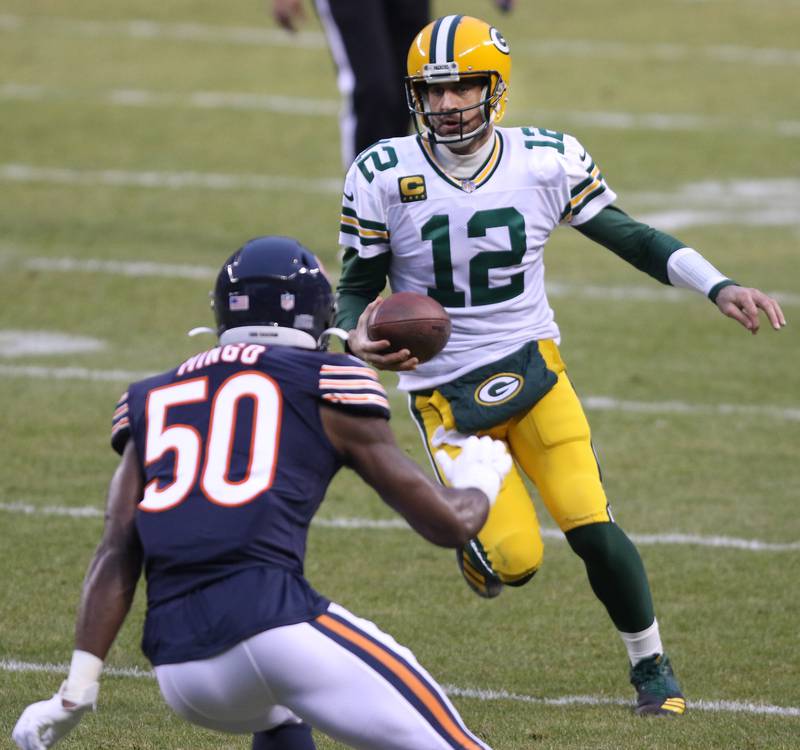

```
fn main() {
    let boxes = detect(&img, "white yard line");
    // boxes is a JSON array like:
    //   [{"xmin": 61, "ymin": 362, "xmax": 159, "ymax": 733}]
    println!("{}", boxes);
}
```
[
  {"xmin": 2, "ymin": 82, "xmax": 798, "ymax": 138},
  {"xmin": 6, "ymin": 254, "xmax": 799, "ymax": 308},
  {"xmin": 1, "ymin": 658, "xmax": 797, "ymax": 717},
  {"xmin": 2, "ymin": 363, "xmax": 798, "ymax": 422},
  {"xmin": 0, "ymin": 15, "xmax": 327, "ymax": 48},
  {"xmin": 640, "ymin": 207, "xmax": 800, "ymax": 230},
  {"xmin": 546, "ymin": 282, "xmax": 800, "ymax": 308},
  {"xmin": 2, "ymin": 14, "xmax": 799, "ymax": 68},
  {"xmin": 0, "ymin": 364, "xmax": 152, "ymax": 382},
  {"xmin": 529, "ymin": 107, "xmax": 800, "ymax": 138},
  {"xmin": 445, "ymin": 685, "xmax": 800, "ymax": 718},
  {"xmin": 0, "ymin": 163, "xmax": 341, "ymax": 195},
  {"xmin": 582, "ymin": 396, "xmax": 800, "ymax": 423},
  {"xmin": 516, "ymin": 38, "xmax": 800, "ymax": 67},
  {"xmin": 2, "ymin": 659, "xmax": 154, "ymax": 679},
  {"xmin": 1, "ymin": 363, "xmax": 798, "ymax": 420},
  {"xmin": 22, "ymin": 256, "xmax": 217, "ymax": 280},
  {"xmin": 2, "ymin": 502, "xmax": 798, "ymax": 551},
  {"xmin": 4, "ymin": 163, "xmax": 800, "ymax": 231},
  {"xmin": 0, "ymin": 83, "xmax": 339, "ymax": 116}
]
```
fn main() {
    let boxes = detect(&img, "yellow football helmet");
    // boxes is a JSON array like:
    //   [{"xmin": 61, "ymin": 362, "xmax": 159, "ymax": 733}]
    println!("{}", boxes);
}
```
[{"xmin": 405, "ymin": 15, "xmax": 511, "ymax": 144}]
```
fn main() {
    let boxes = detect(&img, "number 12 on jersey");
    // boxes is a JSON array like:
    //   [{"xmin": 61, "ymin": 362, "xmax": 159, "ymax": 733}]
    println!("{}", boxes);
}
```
[{"xmin": 422, "ymin": 207, "xmax": 527, "ymax": 308}]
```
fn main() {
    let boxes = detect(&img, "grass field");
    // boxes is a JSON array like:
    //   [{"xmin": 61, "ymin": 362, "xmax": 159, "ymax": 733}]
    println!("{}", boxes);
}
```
[{"xmin": 1, "ymin": 1, "xmax": 799, "ymax": 748}]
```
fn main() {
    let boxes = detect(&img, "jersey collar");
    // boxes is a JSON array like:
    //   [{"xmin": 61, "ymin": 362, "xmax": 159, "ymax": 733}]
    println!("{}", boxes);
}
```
[{"xmin": 416, "ymin": 131, "xmax": 504, "ymax": 193}]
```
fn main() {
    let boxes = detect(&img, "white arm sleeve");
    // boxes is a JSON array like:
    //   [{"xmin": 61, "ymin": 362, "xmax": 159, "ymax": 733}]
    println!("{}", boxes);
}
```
[{"xmin": 666, "ymin": 247, "xmax": 730, "ymax": 297}]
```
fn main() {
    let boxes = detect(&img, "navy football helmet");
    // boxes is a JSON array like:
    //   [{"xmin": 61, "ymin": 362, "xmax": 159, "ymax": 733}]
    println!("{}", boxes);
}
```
[{"xmin": 212, "ymin": 236, "xmax": 335, "ymax": 350}]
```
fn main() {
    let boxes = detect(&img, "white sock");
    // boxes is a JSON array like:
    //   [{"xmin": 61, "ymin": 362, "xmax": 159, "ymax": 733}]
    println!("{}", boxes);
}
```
[{"xmin": 619, "ymin": 619, "xmax": 663, "ymax": 666}]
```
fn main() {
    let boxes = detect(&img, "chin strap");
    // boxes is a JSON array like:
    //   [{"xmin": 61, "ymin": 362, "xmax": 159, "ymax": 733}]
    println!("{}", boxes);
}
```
[
  {"xmin": 318, "ymin": 327, "xmax": 349, "ymax": 347},
  {"xmin": 187, "ymin": 326, "xmax": 215, "ymax": 337}
]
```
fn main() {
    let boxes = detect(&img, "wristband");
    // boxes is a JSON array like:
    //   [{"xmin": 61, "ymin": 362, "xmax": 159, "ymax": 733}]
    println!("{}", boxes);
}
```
[
  {"xmin": 708, "ymin": 278, "xmax": 739, "ymax": 303},
  {"xmin": 63, "ymin": 650, "xmax": 103, "ymax": 701},
  {"xmin": 666, "ymin": 247, "xmax": 729, "ymax": 297}
]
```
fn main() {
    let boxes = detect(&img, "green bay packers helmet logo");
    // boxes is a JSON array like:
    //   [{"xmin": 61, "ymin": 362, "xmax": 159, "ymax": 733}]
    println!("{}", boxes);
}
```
[
  {"xmin": 489, "ymin": 27, "xmax": 510, "ymax": 55},
  {"xmin": 398, "ymin": 174, "xmax": 427, "ymax": 203},
  {"xmin": 474, "ymin": 372, "xmax": 523, "ymax": 406}
]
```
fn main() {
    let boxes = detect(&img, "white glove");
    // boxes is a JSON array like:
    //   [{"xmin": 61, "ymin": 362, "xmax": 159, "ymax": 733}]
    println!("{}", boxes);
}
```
[
  {"xmin": 12, "ymin": 681, "xmax": 98, "ymax": 750},
  {"xmin": 435, "ymin": 435, "xmax": 512, "ymax": 506}
]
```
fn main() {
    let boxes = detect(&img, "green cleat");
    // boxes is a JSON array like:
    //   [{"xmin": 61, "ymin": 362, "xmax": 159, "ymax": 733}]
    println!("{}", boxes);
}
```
[{"xmin": 630, "ymin": 653, "xmax": 686, "ymax": 716}]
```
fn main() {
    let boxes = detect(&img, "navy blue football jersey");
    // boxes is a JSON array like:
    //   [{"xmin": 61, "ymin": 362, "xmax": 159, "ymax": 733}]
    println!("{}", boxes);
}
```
[{"xmin": 111, "ymin": 342, "xmax": 390, "ymax": 665}]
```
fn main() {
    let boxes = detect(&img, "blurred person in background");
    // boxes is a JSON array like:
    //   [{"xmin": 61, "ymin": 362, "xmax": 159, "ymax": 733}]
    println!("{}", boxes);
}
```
[{"xmin": 271, "ymin": 0, "xmax": 513, "ymax": 167}]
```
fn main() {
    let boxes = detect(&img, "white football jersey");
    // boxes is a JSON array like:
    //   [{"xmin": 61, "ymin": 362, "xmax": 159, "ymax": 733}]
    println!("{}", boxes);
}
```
[{"xmin": 339, "ymin": 126, "xmax": 617, "ymax": 391}]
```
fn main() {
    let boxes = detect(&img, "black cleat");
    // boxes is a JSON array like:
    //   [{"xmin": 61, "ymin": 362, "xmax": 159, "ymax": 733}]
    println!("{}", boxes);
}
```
[
  {"xmin": 456, "ymin": 546, "xmax": 503, "ymax": 599},
  {"xmin": 630, "ymin": 653, "xmax": 686, "ymax": 716}
]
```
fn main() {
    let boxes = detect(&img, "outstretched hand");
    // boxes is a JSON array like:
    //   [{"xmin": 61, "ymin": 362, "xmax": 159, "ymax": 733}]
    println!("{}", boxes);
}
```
[
  {"xmin": 347, "ymin": 297, "xmax": 419, "ymax": 371},
  {"xmin": 714, "ymin": 285, "xmax": 786, "ymax": 334}
]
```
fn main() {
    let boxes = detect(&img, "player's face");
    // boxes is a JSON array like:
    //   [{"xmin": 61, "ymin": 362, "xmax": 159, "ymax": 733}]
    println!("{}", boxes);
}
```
[{"xmin": 425, "ymin": 79, "xmax": 486, "ymax": 141}]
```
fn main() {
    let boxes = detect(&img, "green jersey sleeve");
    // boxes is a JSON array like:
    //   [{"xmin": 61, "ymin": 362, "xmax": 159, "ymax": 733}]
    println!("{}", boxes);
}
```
[
  {"xmin": 334, "ymin": 247, "xmax": 391, "ymax": 332},
  {"xmin": 576, "ymin": 204, "xmax": 685, "ymax": 285}
]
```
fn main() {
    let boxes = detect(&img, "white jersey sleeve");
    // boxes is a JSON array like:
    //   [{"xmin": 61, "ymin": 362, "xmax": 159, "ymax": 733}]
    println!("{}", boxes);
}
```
[
  {"xmin": 338, "ymin": 145, "xmax": 393, "ymax": 259},
  {"xmin": 561, "ymin": 134, "xmax": 617, "ymax": 226}
]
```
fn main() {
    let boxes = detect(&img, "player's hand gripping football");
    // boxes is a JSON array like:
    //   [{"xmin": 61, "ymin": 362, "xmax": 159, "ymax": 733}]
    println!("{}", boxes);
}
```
[
  {"xmin": 348, "ymin": 297, "xmax": 419, "ymax": 371},
  {"xmin": 435, "ymin": 436, "xmax": 513, "ymax": 506},
  {"xmin": 714, "ymin": 284, "xmax": 786, "ymax": 335},
  {"xmin": 12, "ymin": 682, "xmax": 98, "ymax": 750}
]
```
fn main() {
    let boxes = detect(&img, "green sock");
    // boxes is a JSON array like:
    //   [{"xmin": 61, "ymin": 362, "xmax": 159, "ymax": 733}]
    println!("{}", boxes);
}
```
[{"xmin": 565, "ymin": 522, "xmax": 654, "ymax": 632}]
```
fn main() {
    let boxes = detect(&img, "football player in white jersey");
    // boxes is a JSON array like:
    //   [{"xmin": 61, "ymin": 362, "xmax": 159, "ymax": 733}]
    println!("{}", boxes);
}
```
[{"xmin": 334, "ymin": 14, "xmax": 786, "ymax": 716}]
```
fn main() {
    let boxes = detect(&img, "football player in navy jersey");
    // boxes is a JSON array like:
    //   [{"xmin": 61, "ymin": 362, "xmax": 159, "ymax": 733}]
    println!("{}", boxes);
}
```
[{"xmin": 12, "ymin": 236, "xmax": 512, "ymax": 750}]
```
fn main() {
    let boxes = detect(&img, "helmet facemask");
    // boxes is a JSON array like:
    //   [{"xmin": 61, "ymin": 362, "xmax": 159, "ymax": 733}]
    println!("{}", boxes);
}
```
[{"xmin": 406, "ymin": 70, "xmax": 505, "ymax": 145}]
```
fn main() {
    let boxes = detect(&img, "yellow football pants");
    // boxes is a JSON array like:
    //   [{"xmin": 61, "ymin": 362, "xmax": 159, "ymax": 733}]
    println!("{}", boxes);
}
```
[{"xmin": 410, "ymin": 340, "xmax": 611, "ymax": 584}]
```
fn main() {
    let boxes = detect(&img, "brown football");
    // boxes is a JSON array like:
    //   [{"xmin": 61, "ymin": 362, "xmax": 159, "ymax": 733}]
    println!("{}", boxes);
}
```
[{"xmin": 367, "ymin": 292, "xmax": 451, "ymax": 363}]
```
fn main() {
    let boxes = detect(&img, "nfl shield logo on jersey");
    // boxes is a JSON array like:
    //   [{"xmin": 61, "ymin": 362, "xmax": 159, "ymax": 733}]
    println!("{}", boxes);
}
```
[{"xmin": 281, "ymin": 292, "xmax": 296, "ymax": 311}]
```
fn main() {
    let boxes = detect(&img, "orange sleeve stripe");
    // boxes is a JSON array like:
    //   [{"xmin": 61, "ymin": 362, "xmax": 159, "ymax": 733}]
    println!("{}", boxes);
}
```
[
  {"xmin": 319, "ymin": 378, "xmax": 386, "ymax": 391},
  {"xmin": 321, "ymin": 393, "xmax": 390, "ymax": 408},
  {"xmin": 315, "ymin": 614, "xmax": 484, "ymax": 750},
  {"xmin": 320, "ymin": 365, "xmax": 379, "ymax": 379}
]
